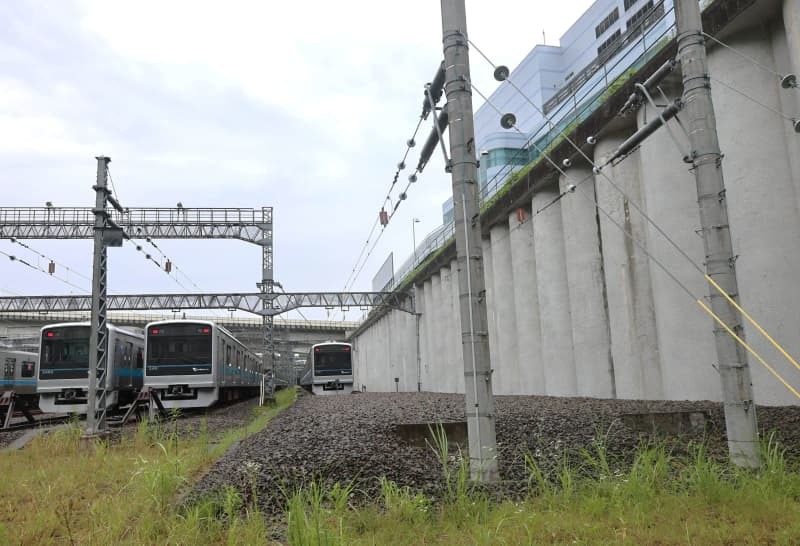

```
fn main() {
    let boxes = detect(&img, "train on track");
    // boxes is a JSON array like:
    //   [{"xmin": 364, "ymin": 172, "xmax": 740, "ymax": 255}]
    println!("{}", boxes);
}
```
[
  {"xmin": 36, "ymin": 322, "xmax": 145, "ymax": 414},
  {"xmin": 144, "ymin": 319, "xmax": 263, "ymax": 409},
  {"xmin": 299, "ymin": 341, "xmax": 354, "ymax": 395},
  {"xmin": 1, "ymin": 348, "xmax": 38, "ymax": 398},
  {"xmin": 0, "ymin": 348, "xmax": 39, "ymax": 424}
]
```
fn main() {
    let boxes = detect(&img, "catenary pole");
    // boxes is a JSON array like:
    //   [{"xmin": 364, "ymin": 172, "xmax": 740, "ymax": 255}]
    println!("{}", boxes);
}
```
[
  {"xmin": 675, "ymin": 0, "xmax": 760, "ymax": 467},
  {"xmin": 86, "ymin": 156, "xmax": 112, "ymax": 436},
  {"xmin": 440, "ymin": 0, "xmax": 498, "ymax": 481}
]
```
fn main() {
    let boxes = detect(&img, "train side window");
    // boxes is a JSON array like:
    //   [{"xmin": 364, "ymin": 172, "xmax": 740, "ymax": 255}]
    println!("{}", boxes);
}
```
[
  {"xmin": 226, "ymin": 345, "xmax": 232, "ymax": 365},
  {"xmin": 114, "ymin": 340, "xmax": 124, "ymax": 370},
  {"xmin": 5, "ymin": 358, "xmax": 16, "ymax": 377},
  {"xmin": 136, "ymin": 348, "xmax": 143, "ymax": 369},
  {"xmin": 22, "ymin": 361, "xmax": 35, "ymax": 378}
]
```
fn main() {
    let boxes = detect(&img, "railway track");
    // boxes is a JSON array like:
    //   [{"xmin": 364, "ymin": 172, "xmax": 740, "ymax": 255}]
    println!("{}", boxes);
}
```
[{"xmin": 1, "ymin": 414, "xmax": 73, "ymax": 432}]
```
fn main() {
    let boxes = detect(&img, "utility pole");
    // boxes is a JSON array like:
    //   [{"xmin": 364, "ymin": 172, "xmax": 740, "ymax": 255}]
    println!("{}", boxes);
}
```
[
  {"xmin": 675, "ymin": 0, "xmax": 760, "ymax": 467},
  {"xmin": 86, "ymin": 156, "xmax": 114, "ymax": 436},
  {"xmin": 440, "ymin": 0, "xmax": 498, "ymax": 481}
]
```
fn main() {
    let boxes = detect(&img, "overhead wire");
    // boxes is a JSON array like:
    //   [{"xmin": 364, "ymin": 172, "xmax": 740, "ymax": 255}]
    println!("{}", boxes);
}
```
[
  {"xmin": 472, "ymin": 81, "xmax": 700, "ymax": 301},
  {"xmin": 467, "ymin": 35, "xmax": 706, "ymax": 278},
  {"xmin": 341, "ymin": 116, "xmax": 426, "ymax": 295},
  {"xmin": 701, "ymin": 31, "xmax": 795, "ymax": 84},
  {"xmin": 143, "ymin": 236, "xmax": 202, "ymax": 290},
  {"xmin": 709, "ymin": 75, "xmax": 798, "ymax": 122},
  {"xmin": 107, "ymin": 165, "xmax": 201, "ymax": 293},
  {"xmin": 469, "ymin": 39, "xmax": 800, "ymax": 397},
  {"xmin": 123, "ymin": 238, "xmax": 190, "ymax": 291},
  {"xmin": 473, "ymin": 85, "xmax": 800, "ymax": 399},
  {"xmin": 7, "ymin": 237, "xmax": 92, "ymax": 282},
  {"xmin": 0, "ymin": 248, "xmax": 87, "ymax": 292}
]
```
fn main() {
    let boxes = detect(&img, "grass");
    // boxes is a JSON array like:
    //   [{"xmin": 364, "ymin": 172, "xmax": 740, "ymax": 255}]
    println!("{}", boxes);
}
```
[
  {"xmin": 0, "ymin": 387, "xmax": 296, "ymax": 545},
  {"xmin": 283, "ymin": 431, "xmax": 800, "ymax": 545},
  {"xmin": 6, "ymin": 393, "xmax": 800, "ymax": 544}
]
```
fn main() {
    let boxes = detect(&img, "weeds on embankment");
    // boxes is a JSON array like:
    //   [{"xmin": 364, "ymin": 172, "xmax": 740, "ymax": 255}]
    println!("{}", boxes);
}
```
[
  {"xmin": 283, "ymin": 428, "xmax": 800, "ymax": 545},
  {"xmin": 5, "ymin": 395, "xmax": 800, "ymax": 545},
  {"xmin": 0, "ymin": 387, "xmax": 295, "ymax": 545}
]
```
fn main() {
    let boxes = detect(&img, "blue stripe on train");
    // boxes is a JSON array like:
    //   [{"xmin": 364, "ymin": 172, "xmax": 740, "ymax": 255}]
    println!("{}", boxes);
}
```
[
  {"xmin": 38, "ymin": 369, "xmax": 142, "ymax": 378},
  {"xmin": 0, "ymin": 379, "xmax": 36, "ymax": 385},
  {"xmin": 147, "ymin": 363, "xmax": 211, "ymax": 367}
]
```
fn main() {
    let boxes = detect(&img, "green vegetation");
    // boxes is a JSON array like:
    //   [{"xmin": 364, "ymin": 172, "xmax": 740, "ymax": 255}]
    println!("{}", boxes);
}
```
[
  {"xmin": 6, "ymin": 392, "xmax": 800, "ymax": 544},
  {"xmin": 0, "ymin": 387, "xmax": 295, "ymax": 545},
  {"xmin": 283, "ymin": 432, "xmax": 800, "ymax": 545}
]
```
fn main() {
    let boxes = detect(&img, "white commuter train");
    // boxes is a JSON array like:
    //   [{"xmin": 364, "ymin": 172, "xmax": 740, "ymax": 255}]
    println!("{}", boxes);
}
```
[
  {"xmin": 0, "ymin": 348, "xmax": 38, "ymax": 399},
  {"xmin": 299, "ymin": 341, "xmax": 354, "ymax": 395},
  {"xmin": 37, "ymin": 322, "xmax": 145, "ymax": 414},
  {"xmin": 144, "ymin": 320, "xmax": 262, "ymax": 409}
]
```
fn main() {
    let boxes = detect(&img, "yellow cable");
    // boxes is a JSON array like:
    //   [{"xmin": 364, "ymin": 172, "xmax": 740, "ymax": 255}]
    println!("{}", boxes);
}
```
[
  {"xmin": 705, "ymin": 274, "xmax": 800, "ymax": 375},
  {"xmin": 697, "ymin": 299, "xmax": 800, "ymax": 401}
]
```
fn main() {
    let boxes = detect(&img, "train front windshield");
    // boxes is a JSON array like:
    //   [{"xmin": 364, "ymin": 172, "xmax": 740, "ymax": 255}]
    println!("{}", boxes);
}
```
[
  {"xmin": 147, "ymin": 324, "xmax": 212, "ymax": 376},
  {"xmin": 313, "ymin": 345, "xmax": 352, "ymax": 376},
  {"xmin": 40, "ymin": 326, "xmax": 91, "ymax": 380}
]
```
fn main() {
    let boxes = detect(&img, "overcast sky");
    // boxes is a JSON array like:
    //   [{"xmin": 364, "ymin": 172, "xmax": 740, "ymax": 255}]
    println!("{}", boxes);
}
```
[{"xmin": 1, "ymin": 0, "xmax": 594, "ymax": 321}]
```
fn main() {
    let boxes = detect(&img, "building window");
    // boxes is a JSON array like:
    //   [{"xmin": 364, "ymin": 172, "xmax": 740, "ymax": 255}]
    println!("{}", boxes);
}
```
[
  {"xmin": 597, "ymin": 29, "xmax": 622, "ymax": 57},
  {"xmin": 624, "ymin": 0, "xmax": 638, "ymax": 11},
  {"xmin": 627, "ymin": 0, "xmax": 655, "ymax": 30},
  {"xmin": 595, "ymin": 8, "xmax": 619, "ymax": 38}
]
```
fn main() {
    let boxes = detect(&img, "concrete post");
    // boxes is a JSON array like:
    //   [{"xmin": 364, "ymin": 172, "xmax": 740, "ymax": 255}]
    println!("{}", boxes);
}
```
[
  {"xmin": 784, "ymin": 0, "xmax": 800, "ymax": 80},
  {"xmin": 422, "ymin": 279, "xmax": 434, "ymax": 389},
  {"xmin": 594, "ymin": 135, "xmax": 663, "ymax": 399},
  {"xmin": 482, "ymin": 238, "xmax": 499, "ymax": 389},
  {"xmin": 508, "ymin": 208, "xmax": 545, "ymax": 395},
  {"xmin": 441, "ymin": 0, "xmax": 498, "ymax": 480},
  {"xmin": 532, "ymin": 184, "xmax": 577, "ymax": 396},
  {"xmin": 450, "ymin": 259, "xmax": 466, "ymax": 393},
  {"xmin": 709, "ymin": 26, "xmax": 800, "ymax": 406},
  {"xmin": 431, "ymin": 273, "xmax": 445, "ymax": 388},
  {"xmin": 676, "ymin": 0, "xmax": 759, "ymax": 467},
  {"xmin": 414, "ymin": 284, "xmax": 423, "ymax": 392},
  {"xmin": 490, "ymin": 223, "xmax": 519, "ymax": 394},
  {"xmin": 773, "ymin": 15, "xmax": 800, "ymax": 220},
  {"xmin": 440, "ymin": 265, "xmax": 458, "ymax": 392},
  {"xmin": 560, "ymin": 166, "xmax": 615, "ymax": 398}
]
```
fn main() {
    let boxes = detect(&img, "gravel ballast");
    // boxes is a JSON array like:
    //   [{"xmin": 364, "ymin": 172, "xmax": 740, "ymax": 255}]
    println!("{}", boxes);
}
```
[{"xmin": 192, "ymin": 391, "xmax": 800, "ymax": 514}]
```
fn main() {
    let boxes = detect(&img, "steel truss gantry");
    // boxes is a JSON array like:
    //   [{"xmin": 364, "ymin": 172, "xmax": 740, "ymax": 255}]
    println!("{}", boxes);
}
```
[
  {"xmin": 0, "ymin": 203, "xmax": 276, "ymax": 393},
  {"xmin": 0, "ymin": 291, "xmax": 415, "ymax": 315},
  {"xmin": 0, "ymin": 207, "xmax": 272, "ymax": 243}
]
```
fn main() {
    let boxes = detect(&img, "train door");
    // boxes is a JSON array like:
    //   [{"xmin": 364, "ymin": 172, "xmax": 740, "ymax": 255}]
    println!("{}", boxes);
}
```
[
  {"xmin": 218, "ymin": 338, "xmax": 225, "ymax": 385},
  {"xmin": 225, "ymin": 344, "xmax": 232, "ymax": 387},
  {"xmin": 113, "ymin": 339, "xmax": 125, "ymax": 390},
  {"xmin": 134, "ymin": 346, "xmax": 144, "ymax": 389},
  {"xmin": 4, "ymin": 357, "xmax": 15, "ymax": 389},
  {"xmin": 124, "ymin": 341, "xmax": 134, "ymax": 390}
]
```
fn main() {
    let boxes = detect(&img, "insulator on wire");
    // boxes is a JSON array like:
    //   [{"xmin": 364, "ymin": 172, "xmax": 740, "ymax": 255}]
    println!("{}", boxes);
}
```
[
  {"xmin": 165, "ymin": 259, "xmax": 172, "ymax": 273},
  {"xmin": 422, "ymin": 61, "xmax": 446, "ymax": 119},
  {"xmin": 48, "ymin": 260, "xmax": 55, "ymax": 275},
  {"xmin": 379, "ymin": 209, "xmax": 389, "ymax": 226},
  {"xmin": 417, "ymin": 107, "xmax": 449, "ymax": 172}
]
